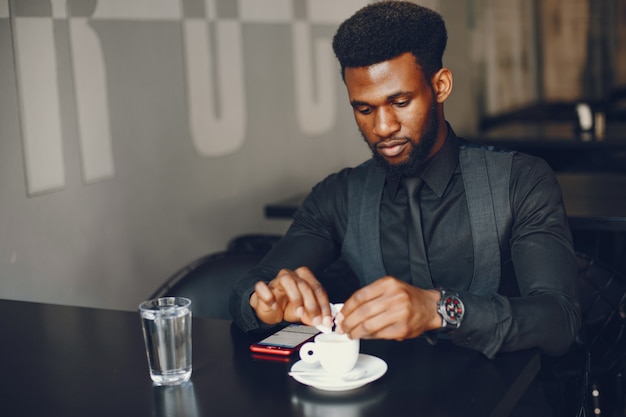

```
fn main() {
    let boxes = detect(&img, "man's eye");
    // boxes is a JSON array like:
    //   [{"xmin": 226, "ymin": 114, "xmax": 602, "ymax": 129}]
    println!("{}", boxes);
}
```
[
  {"xmin": 394, "ymin": 100, "xmax": 410, "ymax": 107},
  {"xmin": 356, "ymin": 107, "xmax": 372, "ymax": 115}
]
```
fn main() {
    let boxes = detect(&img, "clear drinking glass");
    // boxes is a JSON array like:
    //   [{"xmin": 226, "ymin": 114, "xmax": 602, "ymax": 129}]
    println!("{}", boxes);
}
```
[{"xmin": 139, "ymin": 297, "xmax": 192, "ymax": 385}]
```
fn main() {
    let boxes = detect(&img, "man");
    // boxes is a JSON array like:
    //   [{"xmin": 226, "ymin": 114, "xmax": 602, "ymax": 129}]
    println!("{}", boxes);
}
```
[{"xmin": 230, "ymin": 1, "xmax": 580, "ymax": 361}]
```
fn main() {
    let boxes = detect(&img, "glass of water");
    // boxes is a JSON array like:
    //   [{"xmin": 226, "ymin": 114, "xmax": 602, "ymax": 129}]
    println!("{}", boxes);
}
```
[{"xmin": 139, "ymin": 297, "xmax": 192, "ymax": 385}]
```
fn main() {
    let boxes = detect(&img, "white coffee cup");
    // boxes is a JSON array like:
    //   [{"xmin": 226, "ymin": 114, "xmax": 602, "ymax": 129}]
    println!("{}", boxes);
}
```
[{"xmin": 299, "ymin": 333, "xmax": 360, "ymax": 376}]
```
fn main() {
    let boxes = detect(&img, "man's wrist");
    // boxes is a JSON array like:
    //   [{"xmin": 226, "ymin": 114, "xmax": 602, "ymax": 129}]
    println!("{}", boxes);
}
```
[{"xmin": 427, "ymin": 289, "xmax": 444, "ymax": 331}]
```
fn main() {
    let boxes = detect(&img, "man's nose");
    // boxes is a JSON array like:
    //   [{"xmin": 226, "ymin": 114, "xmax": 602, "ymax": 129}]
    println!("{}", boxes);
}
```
[{"xmin": 373, "ymin": 107, "xmax": 400, "ymax": 138}]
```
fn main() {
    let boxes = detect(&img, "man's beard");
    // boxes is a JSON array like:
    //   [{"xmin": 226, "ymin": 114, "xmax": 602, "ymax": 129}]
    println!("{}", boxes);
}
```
[{"xmin": 362, "ymin": 101, "xmax": 439, "ymax": 180}]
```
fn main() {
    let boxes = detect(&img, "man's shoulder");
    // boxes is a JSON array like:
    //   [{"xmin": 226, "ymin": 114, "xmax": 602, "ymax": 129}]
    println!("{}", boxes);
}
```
[
  {"xmin": 458, "ymin": 138, "xmax": 547, "ymax": 163},
  {"xmin": 457, "ymin": 138, "xmax": 552, "ymax": 175},
  {"xmin": 457, "ymin": 137, "xmax": 516, "ymax": 157},
  {"xmin": 307, "ymin": 160, "xmax": 381, "ymax": 208},
  {"xmin": 299, "ymin": 160, "xmax": 376, "ymax": 224}
]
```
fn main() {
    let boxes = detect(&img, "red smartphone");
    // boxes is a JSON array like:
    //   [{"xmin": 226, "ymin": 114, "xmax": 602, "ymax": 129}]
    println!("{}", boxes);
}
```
[{"xmin": 249, "ymin": 324, "xmax": 319, "ymax": 356}]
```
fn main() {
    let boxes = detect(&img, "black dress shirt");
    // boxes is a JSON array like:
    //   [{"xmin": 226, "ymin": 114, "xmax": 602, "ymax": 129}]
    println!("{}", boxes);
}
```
[{"xmin": 230, "ymin": 127, "xmax": 581, "ymax": 358}]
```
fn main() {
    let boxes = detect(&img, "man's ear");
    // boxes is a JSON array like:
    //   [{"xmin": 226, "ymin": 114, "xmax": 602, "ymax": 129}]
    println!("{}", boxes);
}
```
[{"xmin": 432, "ymin": 68, "xmax": 453, "ymax": 103}]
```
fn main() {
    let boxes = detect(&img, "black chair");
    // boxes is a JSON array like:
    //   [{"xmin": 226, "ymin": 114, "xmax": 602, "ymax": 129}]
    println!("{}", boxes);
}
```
[
  {"xmin": 150, "ymin": 233, "xmax": 360, "ymax": 319},
  {"xmin": 150, "ymin": 250, "xmax": 265, "ymax": 320},
  {"xmin": 577, "ymin": 252, "xmax": 626, "ymax": 416},
  {"xmin": 226, "ymin": 233, "xmax": 282, "ymax": 255},
  {"xmin": 224, "ymin": 233, "xmax": 359, "ymax": 303},
  {"xmin": 543, "ymin": 252, "xmax": 626, "ymax": 417}
]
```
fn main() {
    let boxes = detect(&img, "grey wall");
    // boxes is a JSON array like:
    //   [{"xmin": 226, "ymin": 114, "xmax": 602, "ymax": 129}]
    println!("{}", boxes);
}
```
[{"xmin": 0, "ymin": 0, "xmax": 473, "ymax": 311}]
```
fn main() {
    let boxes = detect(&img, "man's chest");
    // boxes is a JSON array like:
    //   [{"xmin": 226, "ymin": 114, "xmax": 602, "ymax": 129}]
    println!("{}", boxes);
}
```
[{"xmin": 380, "ymin": 181, "xmax": 475, "ymax": 289}]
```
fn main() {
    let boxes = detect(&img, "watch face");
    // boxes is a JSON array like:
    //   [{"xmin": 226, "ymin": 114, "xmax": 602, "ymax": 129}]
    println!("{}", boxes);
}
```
[{"xmin": 442, "ymin": 294, "xmax": 464, "ymax": 325}]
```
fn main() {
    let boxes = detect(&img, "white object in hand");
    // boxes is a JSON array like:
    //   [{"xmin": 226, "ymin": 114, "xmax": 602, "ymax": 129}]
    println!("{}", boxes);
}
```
[{"xmin": 315, "ymin": 303, "xmax": 343, "ymax": 334}]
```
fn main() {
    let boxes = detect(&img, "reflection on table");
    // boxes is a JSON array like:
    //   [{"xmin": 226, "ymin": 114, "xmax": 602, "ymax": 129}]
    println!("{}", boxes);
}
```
[{"xmin": 0, "ymin": 299, "xmax": 540, "ymax": 417}]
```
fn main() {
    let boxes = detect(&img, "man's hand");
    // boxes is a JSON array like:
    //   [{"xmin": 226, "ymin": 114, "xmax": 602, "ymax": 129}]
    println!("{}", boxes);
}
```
[
  {"xmin": 335, "ymin": 276, "xmax": 442, "ymax": 340},
  {"xmin": 250, "ymin": 266, "xmax": 333, "ymax": 328}
]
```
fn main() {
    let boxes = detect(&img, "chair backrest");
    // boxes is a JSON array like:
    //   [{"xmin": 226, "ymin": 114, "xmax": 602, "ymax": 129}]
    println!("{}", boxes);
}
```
[
  {"xmin": 226, "ymin": 233, "xmax": 282, "ymax": 254},
  {"xmin": 150, "ymin": 233, "xmax": 361, "ymax": 320},
  {"xmin": 576, "ymin": 252, "xmax": 626, "ymax": 373},
  {"xmin": 150, "ymin": 251, "xmax": 264, "ymax": 320},
  {"xmin": 227, "ymin": 233, "xmax": 360, "ymax": 303},
  {"xmin": 542, "ymin": 252, "xmax": 626, "ymax": 417},
  {"xmin": 150, "ymin": 234, "xmax": 283, "ymax": 320}
]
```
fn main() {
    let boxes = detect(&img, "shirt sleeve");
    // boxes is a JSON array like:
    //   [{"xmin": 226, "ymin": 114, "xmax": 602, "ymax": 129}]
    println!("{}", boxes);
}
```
[
  {"xmin": 450, "ymin": 154, "xmax": 581, "ymax": 358},
  {"xmin": 229, "ymin": 172, "xmax": 349, "ymax": 333}
]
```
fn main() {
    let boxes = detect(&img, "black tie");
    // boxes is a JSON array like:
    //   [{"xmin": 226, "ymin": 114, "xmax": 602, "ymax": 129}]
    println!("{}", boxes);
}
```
[{"xmin": 403, "ymin": 177, "xmax": 432, "ymax": 287}]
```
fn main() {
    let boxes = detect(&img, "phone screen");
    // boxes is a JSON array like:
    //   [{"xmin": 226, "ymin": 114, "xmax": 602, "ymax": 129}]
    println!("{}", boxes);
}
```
[{"xmin": 250, "ymin": 324, "xmax": 319, "ymax": 356}]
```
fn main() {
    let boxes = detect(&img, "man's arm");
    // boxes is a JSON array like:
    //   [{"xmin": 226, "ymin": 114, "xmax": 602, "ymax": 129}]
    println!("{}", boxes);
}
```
[
  {"xmin": 229, "ymin": 232, "xmax": 340, "ymax": 332},
  {"xmin": 450, "ymin": 156, "xmax": 581, "ymax": 358},
  {"xmin": 229, "ymin": 176, "xmax": 348, "ymax": 333}
]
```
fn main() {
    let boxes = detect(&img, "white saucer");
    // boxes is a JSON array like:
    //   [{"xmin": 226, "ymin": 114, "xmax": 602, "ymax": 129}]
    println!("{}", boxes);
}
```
[{"xmin": 289, "ymin": 353, "xmax": 387, "ymax": 392}]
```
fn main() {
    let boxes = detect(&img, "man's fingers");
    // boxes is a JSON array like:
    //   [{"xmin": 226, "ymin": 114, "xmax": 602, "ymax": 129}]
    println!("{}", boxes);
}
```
[
  {"xmin": 337, "ymin": 277, "xmax": 411, "ymax": 338},
  {"xmin": 250, "ymin": 268, "xmax": 333, "ymax": 327},
  {"xmin": 295, "ymin": 279, "xmax": 324, "ymax": 325},
  {"xmin": 269, "ymin": 269, "xmax": 310, "ymax": 323},
  {"xmin": 253, "ymin": 281, "xmax": 277, "ymax": 309},
  {"xmin": 294, "ymin": 267, "xmax": 332, "ymax": 325},
  {"xmin": 342, "ymin": 306, "xmax": 406, "ymax": 339},
  {"xmin": 339, "ymin": 277, "xmax": 388, "ymax": 319},
  {"xmin": 337, "ymin": 295, "xmax": 386, "ymax": 337},
  {"xmin": 274, "ymin": 271, "xmax": 305, "ymax": 306},
  {"xmin": 250, "ymin": 281, "xmax": 286, "ymax": 324}
]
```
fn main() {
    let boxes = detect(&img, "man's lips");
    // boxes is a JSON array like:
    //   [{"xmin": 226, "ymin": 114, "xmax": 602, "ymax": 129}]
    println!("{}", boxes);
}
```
[{"xmin": 376, "ymin": 139, "xmax": 410, "ymax": 158}]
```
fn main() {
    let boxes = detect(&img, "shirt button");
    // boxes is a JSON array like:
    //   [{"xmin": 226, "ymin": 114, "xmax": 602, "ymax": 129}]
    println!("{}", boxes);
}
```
[{"xmin": 463, "ymin": 337, "xmax": 471, "ymax": 346}]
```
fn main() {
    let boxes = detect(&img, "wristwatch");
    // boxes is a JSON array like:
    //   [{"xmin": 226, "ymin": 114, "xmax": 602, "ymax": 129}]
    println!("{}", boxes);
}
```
[{"xmin": 437, "ymin": 289, "xmax": 465, "ymax": 329}]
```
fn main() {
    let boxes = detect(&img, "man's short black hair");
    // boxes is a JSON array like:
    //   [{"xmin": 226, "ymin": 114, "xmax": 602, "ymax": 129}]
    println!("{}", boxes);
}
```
[{"xmin": 332, "ymin": 1, "xmax": 447, "ymax": 81}]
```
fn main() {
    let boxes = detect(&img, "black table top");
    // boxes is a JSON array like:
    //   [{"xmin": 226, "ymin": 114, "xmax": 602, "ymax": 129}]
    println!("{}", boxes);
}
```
[
  {"xmin": 557, "ymin": 173, "xmax": 626, "ymax": 231},
  {"xmin": 469, "ymin": 122, "xmax": 626, "ymax": 173},
  {"xmin": 0, "ymin": 299, "xmax": 540, "ymax": 417},
  {"xmin": 265, "ymin": 173, "xmax": 626, "ymax": 232},
  {"xmin": 471, "ymin": 121, "xmax": 626, "ymax": 144}
]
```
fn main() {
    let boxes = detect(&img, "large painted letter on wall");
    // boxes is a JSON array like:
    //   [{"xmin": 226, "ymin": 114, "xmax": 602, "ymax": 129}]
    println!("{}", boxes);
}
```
[
  {"xmin": 11, "ymin": 4, "xmax": 66, "ymax": 195},
  {"xmin": 182, "ymin": 0, "xmax": 247, "ymax": 157},
  {"xmin": 68, "ymin": 15, "xmax": 115, "ymax": 184}
]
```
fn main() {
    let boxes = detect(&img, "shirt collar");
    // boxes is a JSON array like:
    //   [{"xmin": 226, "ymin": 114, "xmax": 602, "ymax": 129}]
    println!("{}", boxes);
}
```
[{"xmin": 388, "ymin": 124, "xmax": 459, "ymax": 198}]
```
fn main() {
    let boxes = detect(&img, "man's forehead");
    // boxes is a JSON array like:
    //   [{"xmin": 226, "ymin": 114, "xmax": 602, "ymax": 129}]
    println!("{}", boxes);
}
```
[
  {"xmin": 344, "ymin": 53, "xmax": 425, "ymax": 96},
  {"xmin": 345, "ymin": 53, "xmax": 421, "ymax": 78}
]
